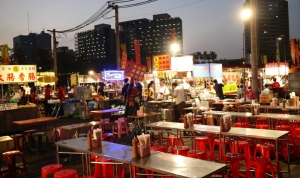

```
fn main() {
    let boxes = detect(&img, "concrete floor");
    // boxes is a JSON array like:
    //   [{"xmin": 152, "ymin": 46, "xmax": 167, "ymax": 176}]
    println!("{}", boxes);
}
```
[{"xmin": 1, "ymin": 116, "xmax": 300, "ymax": 178}]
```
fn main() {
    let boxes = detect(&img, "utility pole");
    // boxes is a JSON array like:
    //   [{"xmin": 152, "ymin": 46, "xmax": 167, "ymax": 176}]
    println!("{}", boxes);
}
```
[
  {"xmin": 108, "ymin": 2, "xmax": 121, "ymax": 70},
  {"xmin": 47, "ymin": 29, "xmax": 58, "ymax": 78},
  {"xmin": 250, "ymin": 0, "xmax": 258, "ymax": 99}
]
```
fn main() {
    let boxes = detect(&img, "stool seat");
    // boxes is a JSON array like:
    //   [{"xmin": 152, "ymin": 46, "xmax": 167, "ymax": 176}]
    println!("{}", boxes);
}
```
[
  {"xmin": 187, "ymin": 150, "xmax": 205, "ymax": 159},
  {"xmin": 172, "ymin": 146, "xmax": 189, "ymax": 156},
  {"xmin": 54, "ymin": 169, "xmax": 78, "ymax": 178},
  {"xmin": 42, "ymin": 164, "xmax": 63, "ymax": 178}
]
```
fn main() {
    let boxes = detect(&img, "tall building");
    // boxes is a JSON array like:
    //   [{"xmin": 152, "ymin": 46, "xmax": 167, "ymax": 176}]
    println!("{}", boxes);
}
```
[
  {"xmin": 244, "ymin": 0, "xmax": 290, "ymax": 65},
  {"xmin": 13, "ymin": 31, "xmax": 51, "ymax": 64},
  {"xmin": 75, "ymin": 24, "xmax": 116, "ymax": 73},
  {"xmin": 119, "ymin": 13, "xmax": 183, "ymax": 64}
]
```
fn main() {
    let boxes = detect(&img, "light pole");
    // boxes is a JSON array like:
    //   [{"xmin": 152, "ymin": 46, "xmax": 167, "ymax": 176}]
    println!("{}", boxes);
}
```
[
  {"xmin": 242, "ymin": 9, "xmax": 251, "ymax": 103},
  {"xmin": 171, "ymin": 43, "xmax": 179, "ymax": 80}
]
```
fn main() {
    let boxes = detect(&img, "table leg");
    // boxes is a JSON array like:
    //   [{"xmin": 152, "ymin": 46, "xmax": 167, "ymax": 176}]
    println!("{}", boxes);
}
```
[
  {"xmin": 287, "ymin": 136, "xmax": 290, "ymax": 174},
  {"xmin": 276, "ymin": 139, "xmax": 279, "ymax": 178},
  {"xmin": 56, "ymin": 145, "xmax": 60, "ymax": 164}
]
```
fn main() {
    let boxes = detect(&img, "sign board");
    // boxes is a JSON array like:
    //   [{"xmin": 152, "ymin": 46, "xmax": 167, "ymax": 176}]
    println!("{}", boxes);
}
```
[
  {"xmin": 0, "ymin": 65, "xmax": 37, "ymax": 83},
  {"xmin": 210, "ymin": 63, "xmax": 222, "ymax": 78},
  {"xmin": 193, "ymin": 63, "xmax": 210, "ymax": 78},
  {"xmin": 171, "ymin": 55, "xmax": 193, "ymax": 72},
  {"xmin": 153, "ymin": 54, "xmax": 171, "ymax": 71},
  {"xmin": 104, "ymin": 70, "xmax": 124, "ymax": 81},
  {"xmin": 265, "ymin": 62, "xmax": 288, "ymax": 76},
  {"xmin": 124, "ymin": 61, "xmax": 147, "ymax": 81}
]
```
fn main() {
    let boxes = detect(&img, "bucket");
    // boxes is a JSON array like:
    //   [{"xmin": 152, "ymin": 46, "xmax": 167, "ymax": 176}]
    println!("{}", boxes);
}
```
[{"xmin": 161, "ymin": 109, "xmax": 173, "ymax": 121}]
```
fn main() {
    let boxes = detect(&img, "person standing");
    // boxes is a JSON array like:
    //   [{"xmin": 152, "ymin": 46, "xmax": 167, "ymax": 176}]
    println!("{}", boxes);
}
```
[
  {"xmin": 122, "ymin": 78, "xmax": 130, "ymax": 104},
  {"xmin": 171, "ymin": 82, "xmax": 186, "ymax": 122},
  {"xmin": 44, "ymin": 84, "xmax": 52, "ymax": 116},
  {"xmin": 213, "ymin": 79, "xmax": 224, "ymax": 100},
  {"xmin": 156, "ymin": 79, "xmax": 170, "ymax": 100},
  {"xmin": 97, "ymin": 82, "xmax": 105, "ymax": 97},
  {"xmin": 125, "ymin": 79, "xmax": 140, "ymax": 117},
  {"xmin": 147, "ymin": 81, "xmax": 155, "ymax": 101},
  {"xmin": 57, "ymin": 83, "xmax": 66, "ymax": 116},
  {"xmin": 135, "ymin": 80, "xmax": 143, "ymax": 107}
]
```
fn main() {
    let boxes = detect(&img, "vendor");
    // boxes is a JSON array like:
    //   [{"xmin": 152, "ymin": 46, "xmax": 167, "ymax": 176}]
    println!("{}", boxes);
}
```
[
  {"xmin": 171, "ymin": 82, "xmax": 186, "ymax": 122},
  {"xmin": 156, "ymin": 79, "xmax": 170, "ymax": 101},
  {"xmin": 44, "ymin": 84, "xmax": 52, "ymax": 116},
  {"xmin": 57, "ymin": 83, "xmax": 66, "ymax": 116},
  {"xmin": 147, "ymin": 81, "xmax": 155, "ymax": 101},
  {"xmin": 213, "ymin": 79, "xmax": 224, "ymax": 100},
  {"xmin": 272, "ymin": 78, "xmax": 280, "ymax": 88}
]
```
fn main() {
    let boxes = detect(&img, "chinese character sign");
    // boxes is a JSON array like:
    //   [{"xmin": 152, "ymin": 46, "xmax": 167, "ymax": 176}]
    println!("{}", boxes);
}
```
[
  {"xmin": 153, "ymin": 54, "xmax": 171, "ymax": 71},
  {"xmin": 124, "ymin": 61, "xmax": 147, "ymax": 81},
  {"xmin": 0, "ymin": 65, "xmax": 37, "ymax": 83},
  {"xmin": 134, "ymin": 40, "xmax": 141, "ymax": 64},
  {"xmin": 121, "ymin": 44, "xmax": 127, "ymax": 69}
]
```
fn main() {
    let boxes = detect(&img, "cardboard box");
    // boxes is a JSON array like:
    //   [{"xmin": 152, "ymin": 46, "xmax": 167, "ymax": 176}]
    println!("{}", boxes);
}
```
[{"xmin": 260, "ymin": 94, "xmax": 273, "ymax": 103}]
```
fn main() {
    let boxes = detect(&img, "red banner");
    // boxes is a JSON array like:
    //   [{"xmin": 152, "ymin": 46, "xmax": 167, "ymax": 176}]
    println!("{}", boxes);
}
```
[
  {"xmin": 124, "ymin": 61, "xmax": 147, "ymax": 81},
  {"xmin": 153, "ymin": 54, "xmax": 171, "ymax": 71},
  {"xmin": 1, "ymin": 44, "xmax": 9, "ymax": 65},
  {"xmin": 146, "ymin": 56, "xmax": 151, "ymax": 72},
  {"xmin": 134, "ymin": 40, "xmax": 140, "ymax": 64},
  {"xmin": 121, "ymin": 44, "xmax": 127, "ymax": 69}
]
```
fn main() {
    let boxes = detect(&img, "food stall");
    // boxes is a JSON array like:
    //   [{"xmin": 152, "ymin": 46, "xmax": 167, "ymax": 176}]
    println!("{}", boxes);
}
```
[{"xmin": 0, "ymin": 65, "xmax": 39, "ymax": 134}]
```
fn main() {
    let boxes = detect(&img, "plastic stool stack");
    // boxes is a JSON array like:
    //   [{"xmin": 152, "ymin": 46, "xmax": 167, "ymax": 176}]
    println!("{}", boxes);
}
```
[
  {"xmin": 54, "ymin": 169, "xmax": 78, "ymax": 178},
  {"xmin": 41, "ymin": 164, "xmax": 63, "ymax": 178}
]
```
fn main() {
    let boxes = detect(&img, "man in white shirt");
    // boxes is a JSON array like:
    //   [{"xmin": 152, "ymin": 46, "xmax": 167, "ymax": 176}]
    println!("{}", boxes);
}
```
[
  {"xmin": 172, "ymin": 82, "xmax": 186, "ymax": 122},
  {"xmin": 261, "ymin": 84, "xmax": 273, "ymax": 94},
  {"xmin": 156, "ymin": 79, "xmax": 170, "ymax": 100}
]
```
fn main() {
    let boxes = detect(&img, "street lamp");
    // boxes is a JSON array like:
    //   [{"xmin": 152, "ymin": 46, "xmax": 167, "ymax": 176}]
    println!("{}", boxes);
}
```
[
  {"xmin": 241, "ymin": 9, "xmax": 251, "ymax": 103},
  {"xmin": 171, "ymin": 43, "xmax": 179, "ymax": 80}
]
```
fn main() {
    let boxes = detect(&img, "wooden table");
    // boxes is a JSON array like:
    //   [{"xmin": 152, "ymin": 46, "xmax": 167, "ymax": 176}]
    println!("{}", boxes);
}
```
[{"xmin": 12, "ymin": 117, "xmax": 58, "ymax": 134}]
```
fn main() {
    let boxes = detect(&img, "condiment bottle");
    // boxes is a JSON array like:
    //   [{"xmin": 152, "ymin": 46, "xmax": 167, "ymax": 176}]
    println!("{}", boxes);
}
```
[
  {"xmin": 75, "ymin": 131, "xmax": 79, "ymax": 138},
  {"xmin": 87, "ymin": 131, "xmax": 92, "ymax": 150},
  {"xmin": 282, "ymin": 99, "xmax": 286, "ymax": 108},
  {"xmin": 220, "ymin": 117, "xmax": 224, "ymax": 132},
  {"xmin": 184, "ymin": 115, "xmax": 188, "ymax": 129},
  {"xmin": 132, "ymin": 138, "xmax": 139, "ymax": 159}
]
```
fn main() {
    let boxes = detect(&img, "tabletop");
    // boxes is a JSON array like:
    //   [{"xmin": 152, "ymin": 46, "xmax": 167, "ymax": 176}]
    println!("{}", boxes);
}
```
[
  {"xmin": 183, "ymin": 107, "xmax": 215, "ymax": 111},
  {"xmin": 238, "ymin": 105, "xmax": 300, "ymax": 110},
  {"xmin": 0, "ymin": 136, "xmax": 13, "ymax": 143},
  {"xmin": 12, "ymin": 117, "xmax": 58, "ymax": 125},
  {"xmin": 91, "ymin": 109, "xmax": 123, "ymax": 114},
  {"xmin": 131, "ymin": 152, "xmax": 226, "ymax": 178},
  {"xmin": 127, "ymin": 112, "xmax": 161, "ymax": 119},
  {"xmin": 61, "ymin": 121, "xmax": 101, "ymax": 130}
]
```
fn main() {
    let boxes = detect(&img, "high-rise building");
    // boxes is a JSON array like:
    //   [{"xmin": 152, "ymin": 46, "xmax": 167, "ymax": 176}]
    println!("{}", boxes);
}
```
[
  {"xmin": 244, "ymin": 0, "xmax": 290, "ymax": 65},
  {"xmin": 13, "ymin": 31, "xmax": 51, "ymax": 64},
  {"xmin": 75, "ymin": 24, "xmax": 116, "ymax": 73},
  {"xmin": 119, "ymin": 13, "xmax": 183, "ymax": 64}
]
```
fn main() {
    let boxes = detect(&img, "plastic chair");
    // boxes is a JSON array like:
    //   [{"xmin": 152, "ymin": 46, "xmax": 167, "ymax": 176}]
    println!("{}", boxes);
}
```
[
  {"xmin": 112, "ymin": 120, "xmax": 129, "ymax": 138},
  {"xmin": 2, "ymin": 150, "xmax": 28, "ymax": 178},
  {"xmin": 54, "ymin": 169, "xmax": 78, "ymax": 178},
  {"xmin": 41, "ymin": 164, "xmax": 63, "ymax": 178}
]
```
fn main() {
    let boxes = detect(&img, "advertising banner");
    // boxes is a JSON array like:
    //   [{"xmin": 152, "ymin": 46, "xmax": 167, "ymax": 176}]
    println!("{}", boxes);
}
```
[
  {"xmin": 153, "ymin": 54, "xmax": 171, "ymax": 71},
  {"xmin": 265, "ymin": 62, "xmax": 288, "ymax": 76},
  {"xmin": 0, "ymin": 65, "xmax": 37, "ymax": 83},
  {"xmin": 193, "ymin": 63, "xmax": 210, "ymax": 78},
  {"xmin": 146, "ymin": 56, "xmax": 151, "ymax": 72},
  {"xmin": 104, "ymin": 70, "xmax": 124, "ymax": 81},
  {"xmin": 124, "ymin": 61, "xmax": 147, "ymax": 81},
  {"xmin": 121, "ymin": 44, "xmax": 127, "ymax": 69},
  {"xmin": 134, "ymin": 40, "xmax": 140, "ymax": 64},
  {"xmin": 171, "ymin": 55, "xmax": 193, "ymax": 72},
  {"xmin": 1, "ymin": 44, "xmax": 9, "ymax": 65}
]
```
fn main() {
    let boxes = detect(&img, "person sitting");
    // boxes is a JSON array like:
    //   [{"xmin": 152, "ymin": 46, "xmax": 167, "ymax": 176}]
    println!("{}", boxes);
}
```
[
  {"xmin": 261, "ymin": 84, "xmax": 273, "ymax": 94},
  {"xmin": 246, "ymin": 86, "xmax": 256, "ymax": 100}
]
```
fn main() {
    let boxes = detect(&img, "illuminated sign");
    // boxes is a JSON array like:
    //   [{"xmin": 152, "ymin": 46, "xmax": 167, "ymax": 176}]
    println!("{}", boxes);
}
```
[
  {"xmin": 0, "ymin": 65, "xmax": 37, "ymax": 83},
  {"xmin": 153, "ymin": 54, "xmax": 171, "ymax": 71},
  {"xmin": 210, "ymin": 63, "xmax": 222, "ymax": 78},
  {"xmin": 193, "ymin": 63, "xmax": 210, "ymax": 78},
  {"xmin": 104, "ymin": 71, "xmax": 124, "ymax": 81}
]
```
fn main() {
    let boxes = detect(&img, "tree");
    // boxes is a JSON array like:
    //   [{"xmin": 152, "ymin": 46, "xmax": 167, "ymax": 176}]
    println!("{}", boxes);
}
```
[
  {"xmin": 209, "ymin": 51, "xmax": 217, "ymax": 62},
  {"xmin": 203, "ymin": 51, "xmax": 208, "ymax": 62}
]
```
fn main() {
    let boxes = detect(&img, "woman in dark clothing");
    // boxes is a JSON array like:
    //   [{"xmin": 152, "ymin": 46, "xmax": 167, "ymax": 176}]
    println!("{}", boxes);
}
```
[
  {"xmin": 97, "ymin": 82, "xmax": 105, "ymax": 97},
  {"xmin": 125, "ymin": 80, "xmax": 140, "ymax": 117}
]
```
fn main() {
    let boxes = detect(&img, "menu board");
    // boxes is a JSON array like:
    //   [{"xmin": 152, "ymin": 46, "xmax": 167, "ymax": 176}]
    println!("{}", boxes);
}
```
[
  {"xmin": 153, "ymin": 54, "xmax": 171, "ymax": 71},
  {"xmin": 193, "ymin": 63, "xmax": 210, "ymax": 78},
  {"xmin": 104, "ymin": 71, "xmax": 124, "ymax": 81},
  {"xmin": 210, "ymin": 63, "xmax": 222, "ymax": 78}
]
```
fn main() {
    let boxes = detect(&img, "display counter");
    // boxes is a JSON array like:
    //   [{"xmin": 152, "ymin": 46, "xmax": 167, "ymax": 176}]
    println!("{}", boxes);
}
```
[{"xmin": 0, "ymin": 107, "xmax": 39, "ymax": 135}]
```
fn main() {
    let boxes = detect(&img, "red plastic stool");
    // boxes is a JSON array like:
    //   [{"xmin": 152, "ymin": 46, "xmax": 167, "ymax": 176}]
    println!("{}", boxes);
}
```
[
  {"xmin": 102, "ymin": 133, "xmax": 116, "ymax": 143},
  {"xmin": 225, "ymin": 153, "xmax": 249, "ymax": 178},
  {"xmin": 41, "ymin": 164, "xmax": 63, "ymax": 178},
  {"xmin": 187, "ymin": 150, "xmax": 205, "ymax": 159},
  {"xmin": 10, "ymin": 134, "xmax": 25, "ymax": 151},
  {"xmin": 249, "ymin": 157, "xmax": 275, "ymax": 178},
  {"xmin": 166, "ymin": 135, "xmax": 185, "ymax": 153},
  {"xmin": 101, "ymin": 118, "xmax": 112, "ymax": 132},
  {"xmin": 54, "ymin": 169, "xmax": 78, "ymax": 178},
  {"xmin": 254, "ymin": 144, "xmax": 272, "ymax": 159},
  {"xmin": 51, "ymin": 127, "xmax": 68, "ymax": 142},
  {"xmin": 194, "ymin": 136, "xmax": 213, "ymax": 160},
  {"xmin": 255, "ymin": 124, "xmax": 269, "ymax": 129},
  {"xmin": 231, "ymin": 141, "xmax": 251, "ymax": 161},
  {"xmin": 234, "ymin": 122, "xmax": 250, "ymax": 128},
  {"xmin": 172, "ymin": 145, "xmax": 189, "ymax": 156},
  {"xmin": 112, "ymin": 120, "xmax": 129, "ymax": 138},
  {"xmin": 2, "ymin": 150, "xmax": 28, "ymax": 178},
  {"xmin": 94, "ymin": 157, "xmax": 114, "ymax": 177},
  {"xmin": 150, "ymin": 145, "xmax": 168, "ymax": 152},
  {"xmin": 211, "ymin": 138, "xmax": 230, "ymax": 161}
]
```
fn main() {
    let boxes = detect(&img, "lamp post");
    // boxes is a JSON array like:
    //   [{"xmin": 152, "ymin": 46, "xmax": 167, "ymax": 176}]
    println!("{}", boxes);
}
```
[
  {"xmin": 242, "ymin": 9, "xmax": 251, "ymax": 103},
  {"xmin": 171, "ymin": 43, "xmax": 179, "ymax": 80}
]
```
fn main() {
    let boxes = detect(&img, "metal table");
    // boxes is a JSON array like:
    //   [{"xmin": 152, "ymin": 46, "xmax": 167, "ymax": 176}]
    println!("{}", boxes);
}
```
[
  {"xmin": 238, "ymin": 104, "xmax": 300, "ymax": 114},
  {"xmin": 131, "ymin": 152, "xmax": 226, "ymax": 178},
  {"xmin": 61, "ymin": 121, "xmax": 101, "ymax": 137}
]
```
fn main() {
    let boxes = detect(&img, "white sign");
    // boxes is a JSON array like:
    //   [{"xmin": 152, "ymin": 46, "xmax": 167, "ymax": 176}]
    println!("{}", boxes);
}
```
[
  {"xmin": 171, "ymin": 55, "xmax": 193, "ymax": 72},
  {"xmin": 0, "ymin": 65, "xmax": 37, "ymax": 83}
]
